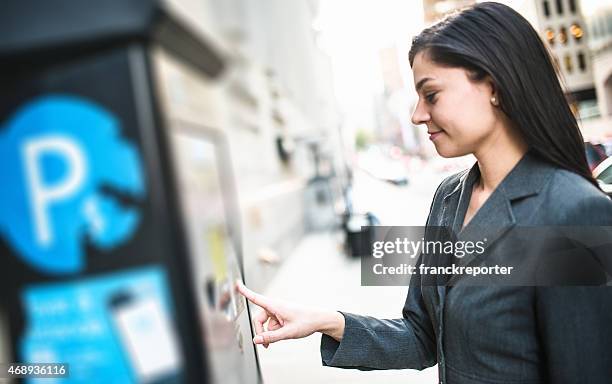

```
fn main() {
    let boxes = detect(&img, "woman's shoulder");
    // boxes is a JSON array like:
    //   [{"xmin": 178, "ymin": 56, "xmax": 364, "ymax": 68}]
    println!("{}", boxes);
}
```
[{"xmin": 541, "ymin": 167, "xmax": 612, "ymax": 225}]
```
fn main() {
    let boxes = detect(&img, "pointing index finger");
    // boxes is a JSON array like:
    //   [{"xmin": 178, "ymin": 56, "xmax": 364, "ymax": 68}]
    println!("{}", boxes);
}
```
[{"xmin": 236, "ymin": 280, "xmax": 270, "ymax": 309}]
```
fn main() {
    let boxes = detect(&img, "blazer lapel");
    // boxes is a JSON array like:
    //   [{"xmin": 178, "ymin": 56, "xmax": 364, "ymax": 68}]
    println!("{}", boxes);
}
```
[
  {"xmin": 441, "ymin": 150, "xmax": 553, "ymax": 287},
  {"xmin": 452, "ymin": 189, "xmax": 516, "ymax": 269}
]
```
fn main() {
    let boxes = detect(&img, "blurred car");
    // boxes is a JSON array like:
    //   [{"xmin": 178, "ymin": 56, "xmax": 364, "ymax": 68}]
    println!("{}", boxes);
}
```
[
  {"xmin": 359, "ymin": 146, "xmax": 409, "ymax": 186},
  {"xmin": 585, "ymin": 141, "xmax": 608, "ymax": 171},
  {"xmin": 593, "ymin": 156, "xmax": 612, "ymax": 197}
]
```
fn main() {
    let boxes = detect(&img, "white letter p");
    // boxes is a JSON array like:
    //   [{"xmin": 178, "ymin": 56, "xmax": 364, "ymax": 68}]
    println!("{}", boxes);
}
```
[{"xmin": 23, "ymin": 136, "xmax": 86, "ymax": 247}]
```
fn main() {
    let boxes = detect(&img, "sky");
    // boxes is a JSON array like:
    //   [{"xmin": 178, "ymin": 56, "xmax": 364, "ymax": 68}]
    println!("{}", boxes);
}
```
[{"xmin": 313, "ymin": 0, "xmax": 424, "ymax": 132}]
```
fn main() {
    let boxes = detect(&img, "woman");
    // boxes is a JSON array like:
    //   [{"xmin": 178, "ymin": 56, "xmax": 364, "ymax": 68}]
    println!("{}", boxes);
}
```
[{"xmin": 237, "ymin": 2, "xmax": 612, "ymax": 383}]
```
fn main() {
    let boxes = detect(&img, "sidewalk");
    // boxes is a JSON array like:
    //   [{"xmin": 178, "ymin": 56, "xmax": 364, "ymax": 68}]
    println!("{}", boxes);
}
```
[{"xmin": 255, "ymin": 232, "xmax": 438, "ymax": 384}]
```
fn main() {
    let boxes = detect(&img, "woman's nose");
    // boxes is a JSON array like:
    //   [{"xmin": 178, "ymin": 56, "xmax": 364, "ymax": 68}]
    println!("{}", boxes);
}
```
[{"xmin": 411, "ymin": 100, "xmax": 430, "ymax": 126}]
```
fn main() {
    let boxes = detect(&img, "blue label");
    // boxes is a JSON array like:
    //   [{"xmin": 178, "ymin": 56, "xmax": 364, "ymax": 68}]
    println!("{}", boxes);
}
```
[
  {"xmin": 20, "ymin": 266, "xmax": 183, "ymax": 383},
  {"xmin": 0, "ymin": 95, "xmax": 145, "ymax": 274}
]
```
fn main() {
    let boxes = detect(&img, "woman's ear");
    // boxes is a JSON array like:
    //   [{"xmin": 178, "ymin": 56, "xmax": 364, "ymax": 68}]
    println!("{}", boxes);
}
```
[{"xmin": 486, "ymin": 77, "xmax": 499, "ymax": 107}]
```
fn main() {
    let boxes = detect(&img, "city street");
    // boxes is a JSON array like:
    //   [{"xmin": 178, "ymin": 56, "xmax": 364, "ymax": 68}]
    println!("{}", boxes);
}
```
[
  {"xmin": 253, "ymin": 164, "xmax": 461, "ymax": 383},
  {"xmin": 2, "ymin": 1, "xmax": 611, "ymax": 382}
]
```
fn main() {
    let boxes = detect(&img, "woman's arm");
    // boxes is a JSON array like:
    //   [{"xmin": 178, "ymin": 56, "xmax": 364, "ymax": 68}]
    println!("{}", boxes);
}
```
[
  {"xmin": 319, "ymin": 262, "xmax": 437, "ymax": 371},
  {"xmin": 236, "ymin": 269, "xmax": 438, "ymax": 371},
  {"xmin": 536, "ymin": 191, "xmax": 612, "ymax": 382},
  {"xmin": 536, "ymin": 286, "xmax": 612, "ymax": 383},
  {"xmin": 319, "ymin": 175, "xmax": 453, "ymax": 370}
]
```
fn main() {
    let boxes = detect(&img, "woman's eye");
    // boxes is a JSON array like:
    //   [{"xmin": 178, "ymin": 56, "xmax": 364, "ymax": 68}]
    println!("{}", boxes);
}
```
[{"xmin": 425, "ymin": 92, "xmax": 437, "ymax": 104}]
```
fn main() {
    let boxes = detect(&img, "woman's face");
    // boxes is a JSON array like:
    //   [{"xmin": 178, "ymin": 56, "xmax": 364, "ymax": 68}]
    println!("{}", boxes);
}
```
[{"xmin": 411, "ymin": 52, "xmax": 499, "ymax": 158}]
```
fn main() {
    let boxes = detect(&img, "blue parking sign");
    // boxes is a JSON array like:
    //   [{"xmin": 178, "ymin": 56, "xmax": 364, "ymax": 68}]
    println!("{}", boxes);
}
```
[{"xmin": 0, "ymin": 95, "xmax": 146, "ymax": 274}]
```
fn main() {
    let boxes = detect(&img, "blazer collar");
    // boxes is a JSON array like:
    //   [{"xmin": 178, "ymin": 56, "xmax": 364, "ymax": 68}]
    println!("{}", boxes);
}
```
[
  {"xmin": 442, "ymin": 149, "xmax": 554, "ymax": 204},
  {"xmin": 440, "ymin": 150, "xmax": 556, "ymax": 286}
]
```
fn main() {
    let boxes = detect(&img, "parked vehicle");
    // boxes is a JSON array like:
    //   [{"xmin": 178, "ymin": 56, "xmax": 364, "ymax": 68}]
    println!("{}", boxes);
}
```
[
  {"xmin": 593, "ymin": 156, "xmax": 612, "ymax": 197},
  {"xmin": 585, "ymin": 142, "xmax": 609, "ymax": 171},
  {"xmin": 359, "ymin": 146, "xmax": 409, "ymax": 186}
]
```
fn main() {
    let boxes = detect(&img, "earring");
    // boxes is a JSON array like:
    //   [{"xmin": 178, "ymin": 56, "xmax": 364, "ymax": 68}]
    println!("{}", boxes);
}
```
[{"xmin": 490, "ymin": 96, "xmax": 498, "ymax": 106}]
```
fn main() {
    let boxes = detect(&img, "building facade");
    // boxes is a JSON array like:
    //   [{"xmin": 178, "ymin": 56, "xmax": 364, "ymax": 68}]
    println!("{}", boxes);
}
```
[
  {"xmin": 534, "ymin": 0, "xmax": 597, "ymax": 118},
  {"xmin": 159, "ymin": 0, "xmax": 345, "ymax": 291},
  {"xmin": 587, "ymin": 3, "xmax": 612, "ymax": 118}
]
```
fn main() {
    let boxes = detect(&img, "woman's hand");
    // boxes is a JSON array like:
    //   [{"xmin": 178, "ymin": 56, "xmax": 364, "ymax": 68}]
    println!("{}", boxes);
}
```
[{"xmin": 235, "ymin": 281, "xmax": 345, "ymax": 348}]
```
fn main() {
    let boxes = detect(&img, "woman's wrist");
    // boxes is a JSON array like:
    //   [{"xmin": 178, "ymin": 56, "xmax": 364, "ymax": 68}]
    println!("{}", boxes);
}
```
[{"xmin": 317, "ymin": 310, "xmax": 345, "ymax": 342}]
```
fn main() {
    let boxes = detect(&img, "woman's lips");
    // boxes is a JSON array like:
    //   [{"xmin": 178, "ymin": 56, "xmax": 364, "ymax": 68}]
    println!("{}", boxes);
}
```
[{"xmin": 428, "ymin": 131, "xmax": 443, "ymax": 141}]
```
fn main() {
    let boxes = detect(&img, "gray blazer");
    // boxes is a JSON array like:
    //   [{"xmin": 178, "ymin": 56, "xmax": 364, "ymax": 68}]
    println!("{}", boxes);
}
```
[{"xmin": 321, "ymin": 151, "xmax": 612, "ymax": 383}]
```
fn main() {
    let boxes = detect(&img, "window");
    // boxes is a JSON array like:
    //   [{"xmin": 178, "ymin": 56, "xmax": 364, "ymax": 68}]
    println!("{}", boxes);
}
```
[
  {"xmin": 545, "ymin": 28, "xmax": 555, "ymax": 45},
  {"xmin": 577, "ymin": 52, "xmax": 586, "ymax": 72},
  {"xmin": 543, "ymin": 0, "xmax": 551, "ymax": 17},
  {"xmin": 569, "ymin": 0, "xmax": 576, "ymax": 14},
  {"xmin": 564, "ymin": 54, "xmax": 573, "ymax": 73},
  {"xmin": 556, "ymin": 0, "xmax": 563, "ymax": 15},
  {"xmin": 558, "ymin": 26, "xmax": 568, "ymax": 45},
  {"xmin": 570, "ymin": 23, "xmax": 583, "ymax": 42}
]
